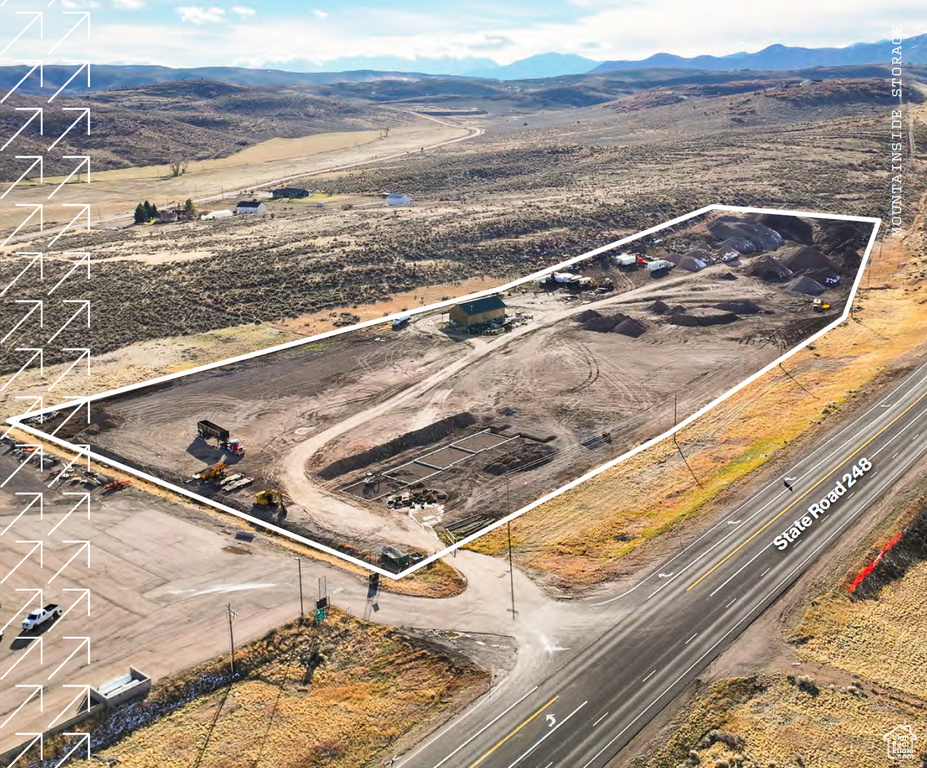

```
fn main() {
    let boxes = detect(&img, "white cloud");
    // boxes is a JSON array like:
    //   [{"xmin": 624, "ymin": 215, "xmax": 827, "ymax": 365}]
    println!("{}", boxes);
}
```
[
  {"xmin": 178, "ymin": 6, "xmax": 226, "ymax": 24},
  {"xmin": 232, "ymin": 6, "xmax": 256, "ymax": 17},
  {"xmin": 312, "ymin": 9, "xmax": 329, "ymax": 19},
  {"xmin": 59, "ymin": 0, "xmax": 100, "ymax": 8},
  {"xmin": 111, "ymin": 0, "xmax": 144, "ymax": 9}
]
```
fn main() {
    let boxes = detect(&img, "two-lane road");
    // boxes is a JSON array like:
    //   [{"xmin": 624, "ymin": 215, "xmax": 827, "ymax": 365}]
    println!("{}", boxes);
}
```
[{"xmin": 401, "ymin": 359, "xmax": 927, "ymax": 768}]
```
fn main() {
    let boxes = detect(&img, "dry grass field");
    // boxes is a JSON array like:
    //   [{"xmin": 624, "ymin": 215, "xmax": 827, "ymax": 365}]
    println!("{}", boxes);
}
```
[
  {"xmin": 627, "ymin": 674, "xmax": 926, "ymax": 768},
  {"xmin": 62, "ymin": 613, "xmax": 488, "ymax": 768}
]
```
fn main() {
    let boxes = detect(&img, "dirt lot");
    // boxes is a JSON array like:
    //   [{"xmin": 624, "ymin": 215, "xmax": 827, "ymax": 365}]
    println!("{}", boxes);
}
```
[{"xmin": 48, "ymin": 212, "xmax": 868, "ymax": 569}]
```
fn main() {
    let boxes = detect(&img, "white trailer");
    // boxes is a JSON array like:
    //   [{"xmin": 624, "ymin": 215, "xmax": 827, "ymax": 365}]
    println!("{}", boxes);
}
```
[{"xmin": 646, "ymin": 259, "xmax": 674, "ymax": 272}]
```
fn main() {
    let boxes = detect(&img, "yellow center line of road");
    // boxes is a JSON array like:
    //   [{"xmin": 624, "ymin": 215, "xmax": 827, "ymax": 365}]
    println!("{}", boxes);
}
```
[
  {"xmin": 466, "ymin": 696, "xmax": 558, "ymax": 768},
  {"xmin": 686, "ymin": 384, "xmax": 927, "ymax": 592}
]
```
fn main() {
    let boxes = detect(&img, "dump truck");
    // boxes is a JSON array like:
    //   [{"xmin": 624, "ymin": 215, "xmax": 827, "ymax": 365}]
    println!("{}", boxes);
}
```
[
  {"xmin": 812, "ymin": 298, "xmax": 832, "ymax": 312},
  {"xmin": 194, "ymin": 462, "xmax": 227, "ymax": 482},
  {"xmin": 196, "ymin": 420, "xmax": 245, "ymax": 456},
  {"xmin": 392, "ymin": 315, "xmax": 410, "ymax": 330}
]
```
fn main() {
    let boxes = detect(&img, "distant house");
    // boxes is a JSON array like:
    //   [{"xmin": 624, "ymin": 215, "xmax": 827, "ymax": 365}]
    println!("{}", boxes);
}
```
[
  {"xmin": 385, "ymin": 193, "xmax": 413, "ymax": 207},
  {"xmin": 272, "ymin": 187, "xmax": 310, "ymax": 199},
  {"xmin": 158, "ymin": 210, "xmax": 179, "ymax": 223},
  {"xmin": 449, "ymin": 295, "xmax": 507, "ymax": 330},
  {"xmin": 236, "ymin": 200, "xmax": 267, "ymax": 215}
]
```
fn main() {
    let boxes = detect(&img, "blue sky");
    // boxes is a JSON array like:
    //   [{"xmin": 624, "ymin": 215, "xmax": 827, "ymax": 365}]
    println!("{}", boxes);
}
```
[{"xmin": 1, "ymin": 0, "xmax": 924, "ymax": 71}]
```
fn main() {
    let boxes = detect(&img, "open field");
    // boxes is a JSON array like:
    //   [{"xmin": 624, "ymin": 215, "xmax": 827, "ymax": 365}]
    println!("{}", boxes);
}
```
[
  {"xmin": 625, "ymin": 674, "xmax": 926, "ymax": 768},
  {"xmin": 1, "ymin": 73, "xmax": 919, "ymax": 369},
  {"xmin": 37, "ymin": 211, "xmax": 870, "ymax": 570},
  {"xmin": 60, "ymin": 614, "xmax": 488, "ymax": 768}
]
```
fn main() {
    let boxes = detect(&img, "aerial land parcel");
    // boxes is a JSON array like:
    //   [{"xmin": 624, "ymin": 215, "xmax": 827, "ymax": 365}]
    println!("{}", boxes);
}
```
[{"xmin": 36, "ymin": 210, "xmax": 874, "ymax": 571}]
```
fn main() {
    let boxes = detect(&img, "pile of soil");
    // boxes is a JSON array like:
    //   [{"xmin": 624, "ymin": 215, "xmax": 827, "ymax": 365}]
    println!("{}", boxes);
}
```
[
  {"xmin": 677, "ymin": 254, "xmax": 708, "ymax": 272},
  {"xmin": 614, "ymin": 317, "xmax": 647, "ymax": 337},
  {"xmin": 713, "ymin": 299, "xmax": 761, "ymax": 314},
  {"xmin": 647, "ymin": 300, "xmax": 671, "ymax": 314},
  {"xmin": 780, "ymin": 245, "xmax": 839, "ymax": 274},
  {"xmin": 716, "ymin": 272, "xmax": 738, "ymax": 281},
  {"xmin": 576, "ymin": 310, "xmax": 647, "ymax": 337},
  {"xmin": 749, "ymin": 255, "xmax": 793, "ymax": 282},
  {"xmin": 582, "ymin": 312, "xmax": 624, "ymax": 333},
  {"xmin": 817, "ymin": 220, "xmax": 872, "ymax": 255},
  {"xmin": 709, "ymin": 216, "xmax": 784, "ymax": 251},
  {"xmin": 483, "ymin": 443, "xmax": 557, "ymax": 475},
  {"xmin": 788, "ymin": 276, "xmax": 826, "ymax": 296},
  {"xmin": 667, "ymin": 308, "xmax": 739, "ymax": 327},
  {"xmin": 717, "ymin": 236, "xmax": 756, "ymax": 254},
  {"xmin": 758, "ymin": 213, "xmax": 814, "ymax": 244}
]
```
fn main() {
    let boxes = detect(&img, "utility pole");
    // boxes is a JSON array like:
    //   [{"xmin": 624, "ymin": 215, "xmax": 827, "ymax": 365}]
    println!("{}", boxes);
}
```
[
  {"xmin": 226, "ymin": 604, "xmax": 238, "ymax": 677},
  {"xmin": 507, "ymin": 520, "xmax": 516, "ymax": 620},
  {"xmin": 296, "ymin": 557, "xmax": 304, "ymax": 623}
]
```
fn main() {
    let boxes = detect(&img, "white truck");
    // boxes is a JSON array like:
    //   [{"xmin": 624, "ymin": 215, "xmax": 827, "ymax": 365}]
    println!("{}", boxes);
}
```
[
  {"xmin": 646, "ymin": 259, "xmax": 674, "ymax": 273},
  {"xmin": 22, "ymin": 604, "xmax": 62, "ymax": 632}
]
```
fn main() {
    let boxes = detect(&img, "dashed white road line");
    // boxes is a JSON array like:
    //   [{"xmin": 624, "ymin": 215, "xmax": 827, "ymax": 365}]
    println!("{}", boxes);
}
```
[
  {"xmin": 592, "ymin": 712, "xmax": 609, "ymax": 728},
  {"xmin": 725, "ymin": 598, "xmax": 737, "ymax": 608},
  {"xmin": 685, "ymin": 633, "xmax": 698, "ymax": 645},
  {"xmin": 642, "ymin": 670, "xmax": 656, "ymax": 683}
]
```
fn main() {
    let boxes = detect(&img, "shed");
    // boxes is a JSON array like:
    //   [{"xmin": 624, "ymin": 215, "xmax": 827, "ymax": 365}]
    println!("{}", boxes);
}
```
[
  {"xmin": 202, "ymin": 210, "xmax": 233, "ymax": 220},
  {"xmin": 449, "ymin": 295, "xmax": 507, "ymax": 330},
  {"xmin": 236, "ymin": 200, "xmax": 267, "ymax": 215},
  {"xmin": 380, "ymin": 546, "xmax": 410, "ymax": 569},
  {"xmin": 272, "ymin": 187, "xmax": 310, "ymax": 199}
]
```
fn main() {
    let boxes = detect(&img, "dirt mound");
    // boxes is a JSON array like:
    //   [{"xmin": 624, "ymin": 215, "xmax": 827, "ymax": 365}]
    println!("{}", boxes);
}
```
[
  {"xmin": 816, "ymin": 220, "xmax": 872, "ymax": 255},
  {"xmin": 584, "ymin": 312, "xmax": 623, "ymax": 332},
  {"xmin": 718, "ymin": 236, "xmax": 756, "ymax": 254},
  {"xmin": 749, "ymin": 255, "xmax": 793, "ymax": 282},
  {"xmin": 758, "ymin": 214, "xmax": 814, "ymax": 244},
  {"xmin": 716, "ymin": 272, "xmax": 738, "ymax": 281},
  {"xmin": 614, "ymin": 317, "xmax": 647, "ymax": 337},
  {"xmin": 667, "ymin": 309, "xmax": 739, "ymax": 327},
  {"xmin": 647, "ymin": 300, "xmax": 670, "ymax": 314},
  {"xmin": 709, "ymin": 216, "xmax": 784, "ymax": 251},
  {"xmin": 574, "ymin": 309, "xmax": 601, "ymax": 323},
  {"xmin": 713, "ymin": 299, "xmax": 761, "ymax": 314},
  {"xmin": 788, "ymin": 276, "xmax": 826, "ymax": 296},
  {"xmin": 780, "ymin": 245, "xmax": 839, "ymax": 274},
  {"xmin": 677, "ymin": 254, "xmax": 708, "ymax": 272}
]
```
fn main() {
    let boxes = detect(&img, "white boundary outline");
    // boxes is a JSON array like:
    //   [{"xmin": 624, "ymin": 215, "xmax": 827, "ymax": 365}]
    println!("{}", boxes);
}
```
[{"xmin": 6, "ymin": 204, "xmax": 882, "ymax": 579}]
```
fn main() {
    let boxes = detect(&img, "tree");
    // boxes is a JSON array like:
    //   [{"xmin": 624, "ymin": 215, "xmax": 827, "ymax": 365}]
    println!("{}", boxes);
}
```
[
  {"xmin": 134, "ymin": 203, "xmax": 147, "ymax": 224},
  {"xmin": 184, "ymin": 198, "xmax": 195, "ymax": 212},
  {"xmin": 169, "ymin": 158, "xmax": 189, "ymax": 177}
]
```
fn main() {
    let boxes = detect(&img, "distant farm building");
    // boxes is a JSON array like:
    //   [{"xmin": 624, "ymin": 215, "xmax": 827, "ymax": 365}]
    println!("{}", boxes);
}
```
[
  {"xmin": 385, "ymin": 193, "xmax": 413, "ymax": 207},
  {"xmin": 272, "ymin": 187, "xmax": 310, "ymax": 199},
  {"xmin": 236, "ymin": 200, "xmax": 267, "ymax": 215},
  {"xmin": 449, "ymin": 295, "xmax": 507, "ymax": 330},
  {"xmin": 201, "ymin": 210, "xmax": 233, "ymax": 220}
]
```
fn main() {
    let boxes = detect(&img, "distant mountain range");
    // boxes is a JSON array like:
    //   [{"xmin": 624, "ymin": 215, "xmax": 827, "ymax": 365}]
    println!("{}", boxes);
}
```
[
  {"xmin": 592, "ymin": 34, "xmax": 926, "ymax": 74},
  {"xmin": 0, "ymin": 34, "xmax": 924, "ymax": 94}
]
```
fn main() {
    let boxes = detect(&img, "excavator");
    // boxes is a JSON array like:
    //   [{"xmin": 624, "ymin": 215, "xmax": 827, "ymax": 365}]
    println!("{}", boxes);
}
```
[
  {"xmin": 254, "ymin": 489, "xmax": 287, "ymax": 520},
  {"xmin": 194, "ymin": 462, "xmax": 227, "ymax": 482}
]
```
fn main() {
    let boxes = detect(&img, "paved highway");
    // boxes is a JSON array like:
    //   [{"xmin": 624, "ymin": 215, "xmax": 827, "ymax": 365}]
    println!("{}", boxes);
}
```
[{"xmin": 400, "ymin": 358, "xmax": 927, "ymax": 768}]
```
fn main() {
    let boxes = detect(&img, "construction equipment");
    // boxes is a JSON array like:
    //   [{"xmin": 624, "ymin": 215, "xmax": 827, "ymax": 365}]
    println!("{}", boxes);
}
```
[
  {"xmin": 193, "ymin": 462, "xmax": 227, "ymax": 482},
  {"xmin": 255, "ymin": 489, "xmax": 284, "ymax": 506},
  {"xmin": 196, "ymin": 420, "xmax": 245, "ymax": 456},
  {"xmin": 811, "ymin": 298, "xmax": 832, "ymax": 312}
]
